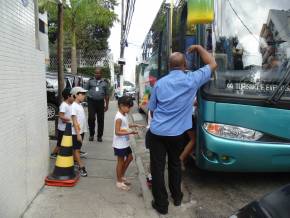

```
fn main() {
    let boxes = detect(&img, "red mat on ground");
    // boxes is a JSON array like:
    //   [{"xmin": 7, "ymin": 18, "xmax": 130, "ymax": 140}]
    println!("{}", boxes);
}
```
[{"xmin": 45, "ymin": 175, "xmax": 80, "ymax": 187}]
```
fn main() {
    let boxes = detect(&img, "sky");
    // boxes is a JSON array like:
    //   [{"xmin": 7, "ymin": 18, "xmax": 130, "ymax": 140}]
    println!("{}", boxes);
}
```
[{"xmin": 108, "ymin": 0, "xmax": 163, "ymax": 83}]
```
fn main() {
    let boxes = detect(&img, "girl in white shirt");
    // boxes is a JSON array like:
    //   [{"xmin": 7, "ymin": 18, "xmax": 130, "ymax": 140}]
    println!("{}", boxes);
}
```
[{"xmin": 113, "ymin": 96, "xmax": 143, "ymax": 191}]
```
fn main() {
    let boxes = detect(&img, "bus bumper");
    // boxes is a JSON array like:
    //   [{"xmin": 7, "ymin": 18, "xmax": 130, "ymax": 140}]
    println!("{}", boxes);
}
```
[{"xmin": 196, "ymin": 127, "xmax": 290, "ymax": 172}]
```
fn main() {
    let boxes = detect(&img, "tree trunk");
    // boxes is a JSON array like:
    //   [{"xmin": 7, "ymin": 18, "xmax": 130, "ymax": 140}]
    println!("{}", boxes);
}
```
[
  {"xmin": 71, "ymin": 28, "xmax": 77, "ymax": 74},
  {"xmin": 57, "ymin": 3, "xmax": 64, "ymax": 103}
]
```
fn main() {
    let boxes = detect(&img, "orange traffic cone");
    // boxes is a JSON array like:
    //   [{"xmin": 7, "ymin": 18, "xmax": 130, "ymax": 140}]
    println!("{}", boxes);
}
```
[{"xmin": 45, "ymin": 123, "xmax": 79, "ymax": 187}]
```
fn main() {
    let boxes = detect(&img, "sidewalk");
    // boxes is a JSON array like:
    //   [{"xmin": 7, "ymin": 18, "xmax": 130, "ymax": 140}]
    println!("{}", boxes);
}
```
[{"xmin": 23, "ymin": 101, "xmax": 157, "ymax": 218}]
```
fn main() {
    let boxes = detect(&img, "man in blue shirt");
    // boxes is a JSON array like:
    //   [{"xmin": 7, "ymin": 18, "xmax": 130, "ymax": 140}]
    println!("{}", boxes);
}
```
[{"xmin": 147, "ymin": 45, "xmax": 217, "ymax": 214}]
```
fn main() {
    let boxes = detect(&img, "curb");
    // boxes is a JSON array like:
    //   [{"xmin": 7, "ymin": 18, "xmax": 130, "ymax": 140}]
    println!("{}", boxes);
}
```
[{"xmin": 129, "ymin": 114, "xmax": 159, "ymax": 218}]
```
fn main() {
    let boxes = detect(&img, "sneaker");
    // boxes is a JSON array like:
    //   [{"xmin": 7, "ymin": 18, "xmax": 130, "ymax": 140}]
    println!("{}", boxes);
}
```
[
  {"xmin": 116, "ymin": 182, "xmax": 130, "ymax": 191},
  {"xmin": 79, "ymin": 167, "xmax": 88, "ymax": 177},
  {"xmin": 89, "ymin": 136, "xmax": 94, "ymax": 141},
  {"xmin": 50, "ymin": 153, "xmax": 57, "ymax": 159},
  {"xmin": 146, "ymin": 174, "xmax": 152, "ymax": 188},
  {"xmin": 80, "ymin": 151, "xmax": 88, "ymax": 158},
  {"xmin": 97, "ymin": 137, "xmax": 103, "ymax": 142}
]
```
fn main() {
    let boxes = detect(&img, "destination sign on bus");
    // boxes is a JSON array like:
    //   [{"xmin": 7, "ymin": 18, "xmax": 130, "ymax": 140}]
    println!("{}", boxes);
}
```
[{"xmin": 226, "ymin": 82, "xmax": 290, "ymax": 93}]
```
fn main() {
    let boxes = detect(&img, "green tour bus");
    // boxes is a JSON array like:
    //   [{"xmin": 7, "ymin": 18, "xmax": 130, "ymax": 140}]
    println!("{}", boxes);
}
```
[{"xmin": 136, "ymin": 0, "xmax": 290, "ymax": 172}]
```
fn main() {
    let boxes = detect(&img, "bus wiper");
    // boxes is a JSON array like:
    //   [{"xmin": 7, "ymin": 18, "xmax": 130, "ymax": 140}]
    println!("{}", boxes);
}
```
[{"xmin": 267, "ymin": 60, "xmax": 290, "ymax": 104}]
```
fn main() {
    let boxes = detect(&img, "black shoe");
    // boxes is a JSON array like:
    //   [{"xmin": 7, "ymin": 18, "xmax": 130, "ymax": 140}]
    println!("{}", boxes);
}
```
[
  {"xmin": 50, "ymin": 153, "xmax": 57, "ymax": 159},
  {"xmin": 89, "ymin": 136, "xmax": 94, "ymax": 141},
  {"xmin": 79, "ymin": 167, "xmax": 88, "ymax": 177},
  {"xmin": 151, "ymin": 201, "xmax": 168, "ymax": 215},
  {"xmin": 173, "ymin": 192, "xmax": 184, "ymax": 206},
  {"xmin": 97, "ymin": 137, "xmax": 103, "ymax": 142}
]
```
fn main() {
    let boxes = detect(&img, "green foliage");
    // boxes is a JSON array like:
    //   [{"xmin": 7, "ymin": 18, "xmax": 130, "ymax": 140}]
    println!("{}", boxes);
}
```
[
  {"xmin": 77, "ymin": 67, "xmax": 95, "ymax": 76},
  {"xmin": 39, "ymin": 0, "xmax": 118, "ymax": 53},
  {"xmin": 77, "ymin": 66, "xmax": 110, "ymax": 79},
  {"xmin": 77, "ymin": 25, "xmax": 111, "ymax": 52}
]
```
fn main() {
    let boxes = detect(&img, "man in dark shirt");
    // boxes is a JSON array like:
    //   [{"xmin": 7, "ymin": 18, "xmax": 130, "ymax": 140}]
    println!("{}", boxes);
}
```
[{"xmin": 85, "ymin": 67, "xmax": 109, "ymax": 142}]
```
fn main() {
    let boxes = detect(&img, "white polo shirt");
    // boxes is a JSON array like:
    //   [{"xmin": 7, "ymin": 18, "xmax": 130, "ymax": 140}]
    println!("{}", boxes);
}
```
[
  {"xmin": 71, "ymin": 102, "xmax": 87, "ymax": 135},
  {"xmin": 57, "ymin": 102, "xmax": 72, "ymax": 131}
]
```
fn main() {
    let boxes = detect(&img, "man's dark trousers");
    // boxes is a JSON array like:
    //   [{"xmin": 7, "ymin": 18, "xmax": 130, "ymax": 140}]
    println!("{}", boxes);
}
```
[
  {"xmin": 88, "ymin": 98, "xmax": 104, "ymax": 138},
  {"xmin": 146, "ymin": 130, "xmax": 184, "ymax": 211}
]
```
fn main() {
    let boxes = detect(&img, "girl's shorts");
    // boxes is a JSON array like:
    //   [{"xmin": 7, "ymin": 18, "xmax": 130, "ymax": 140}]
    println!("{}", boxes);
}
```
[{"xmin": 114, "ymin": 147, "xmax": 132, "ymax": 157}]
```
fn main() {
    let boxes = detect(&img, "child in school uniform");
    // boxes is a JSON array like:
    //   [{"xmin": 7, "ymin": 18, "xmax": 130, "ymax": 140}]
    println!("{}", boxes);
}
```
[
  {"xmin": 70, "ymin": 87, "xmax": 88, "ymax": 177},
  {"xmin": 113, "ymin": 96, "xmax": 143, "ymax": 190},
  {"xmin": 50, "ymin": 88, "xmax": 74, "ymax": 159}
]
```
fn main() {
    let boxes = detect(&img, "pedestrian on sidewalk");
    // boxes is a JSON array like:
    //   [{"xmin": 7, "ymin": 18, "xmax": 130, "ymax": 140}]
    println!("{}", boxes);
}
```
[
  {"xmin": 71, "ymin": 87, "xmax": 89, "ymax": 177},
  {"xmin": 85, "ymin": 67, "xmax": 109, "ymax": 142},
  {"xmin": 113, "ymin": 96, "xmax": 143, "ymax": 191},
  {"xmin": 50, "ymin": 88, "xmax": 74, "ymax": 159},
  {"xmin": 147, "ymin": 45, "xmax": 217, "ymax": 215}
]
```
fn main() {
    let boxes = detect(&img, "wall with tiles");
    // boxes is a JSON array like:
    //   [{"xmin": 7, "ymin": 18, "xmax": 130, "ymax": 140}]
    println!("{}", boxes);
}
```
[{"xmin": 0, "ymin": 0, "xmax": 49, "ymax": 217}]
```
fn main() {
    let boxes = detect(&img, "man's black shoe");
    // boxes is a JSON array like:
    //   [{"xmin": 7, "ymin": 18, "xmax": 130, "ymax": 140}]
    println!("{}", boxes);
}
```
[
  {"xmin": 173, "ymin": 192, "xmax": 183, "ymax": 206},
  {"xmin": 89, "ymin": 136, "xmax": 94, "ymax": 141},
  {"xmin": 97, "ymin": 137, "xmax": 103, "ymax": 142},
  {"xmin": 151, "ymin": 200, "xmax": 168, "ymax": 215}
]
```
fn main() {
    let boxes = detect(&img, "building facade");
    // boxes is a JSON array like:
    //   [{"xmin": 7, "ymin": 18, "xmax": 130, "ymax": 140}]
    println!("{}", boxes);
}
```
[{"xmin": 0, "ymin": 0, "xmax": 49, "ymax": 217}]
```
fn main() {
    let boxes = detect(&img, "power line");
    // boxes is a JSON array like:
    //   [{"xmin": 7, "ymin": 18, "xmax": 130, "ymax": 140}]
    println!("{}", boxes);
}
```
[
  {"xmin": 124, "ymin": 0, "xmax": 135, "ymax": 42},
  {"xmin": 227, "ymin": 0, "xmax": 259, "ymax": 43},
  {"xmin": 121, "ymin": 0, "xmax": 136, "ymax": 46}
]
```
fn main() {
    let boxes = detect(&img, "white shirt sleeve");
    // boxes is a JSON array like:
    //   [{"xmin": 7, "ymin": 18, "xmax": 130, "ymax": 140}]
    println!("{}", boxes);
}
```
[
  {"xmin": 59, "ymin": 102, "xmax": 66, "ymax": 113},
  {"xmin": 71, "ymin": 103, "xmax": 77, "ymax": 116}
]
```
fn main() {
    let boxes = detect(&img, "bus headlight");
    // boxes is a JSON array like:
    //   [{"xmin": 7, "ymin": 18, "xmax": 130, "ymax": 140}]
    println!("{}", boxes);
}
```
[{"xmin": 203, "ymin": 123, "xmax": 263, "ymax": 141}]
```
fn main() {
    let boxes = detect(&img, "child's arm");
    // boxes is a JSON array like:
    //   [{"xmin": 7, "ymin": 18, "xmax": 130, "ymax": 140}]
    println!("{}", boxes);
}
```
[
  {"xmin": 59, "ymin": 112, "xmax": 70, "ymax": 123},
  {"xmin": 129, "ymin": 123, "xmax": 145, "ymax": 128},
  {"xmin": 72, "ymin": 115, "xmax": 82, "ymax": 142},
  {"xmin": 115, "ymin": 119, "xmax": 138, "ymax": 136}
]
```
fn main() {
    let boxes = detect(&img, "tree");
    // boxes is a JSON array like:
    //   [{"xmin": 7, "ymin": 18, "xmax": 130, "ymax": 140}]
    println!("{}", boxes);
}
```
[
  {"xmin": 64, "ymin": 0, "xmax": 117, "ymax": 74},
  {"xmin": 39, "ymin": 0, "xmax": 118, "ymax": 74},
  {"xmin": 77, "ymin": 25, "xmax": 111, "ymax": 53},
  {"xmin": 39, "ymin": 0, "xmax": 66, "ymax": 102}
]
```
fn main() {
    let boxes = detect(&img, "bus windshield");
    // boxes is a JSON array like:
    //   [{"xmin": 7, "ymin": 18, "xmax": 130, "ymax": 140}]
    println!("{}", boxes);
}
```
[{"xmin": 204, "ymin": 0, "xmax": 290, "ymax": 103}]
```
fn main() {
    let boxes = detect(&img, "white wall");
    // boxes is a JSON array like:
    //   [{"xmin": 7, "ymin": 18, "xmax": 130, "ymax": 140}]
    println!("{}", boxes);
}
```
[
  {"xmin": 39, "ymin": 11, "xmax": 50, "ymax": 65},
  {"xmin": 0, "ymin": 1, "xmax": 49, "ymax": 217}
]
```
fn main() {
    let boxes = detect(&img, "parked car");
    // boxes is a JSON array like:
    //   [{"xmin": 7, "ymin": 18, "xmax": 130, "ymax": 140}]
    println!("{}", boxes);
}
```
[
  {"xmin": 230, "ymin": 183, "xmax": 290, "ymax": 218},
  {"xmin": 46, "ymin": 73, "xmax": 89, "ymax": 120},
  {"xmin": 46, "ymin": 79, "xmax": 59, "ymax": 120},
  {"xmin": 122, "ymin": 81, "xmax": 136, "ymax": 99}
]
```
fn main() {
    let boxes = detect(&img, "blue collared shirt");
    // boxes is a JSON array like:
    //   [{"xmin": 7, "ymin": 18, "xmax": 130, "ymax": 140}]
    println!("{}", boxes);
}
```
[{"xmin": 148, "ymin": 65, "xmax": 211, "ymax": 136}]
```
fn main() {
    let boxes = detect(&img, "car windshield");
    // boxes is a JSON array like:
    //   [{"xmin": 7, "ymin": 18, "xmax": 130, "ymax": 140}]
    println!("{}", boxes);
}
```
[{"xmin": 205, "ymin": 0, "xmax": 290, "ymax": 101}]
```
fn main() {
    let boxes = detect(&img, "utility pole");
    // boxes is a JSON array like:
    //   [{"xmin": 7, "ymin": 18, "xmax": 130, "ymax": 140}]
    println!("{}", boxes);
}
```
[
  {"xmin": 117, "ymin": 0, "xmax": 126, "ymax": 93},
  {"xmin": 57, "ymin": 2, "xmax": 64, "ymax": 104},
  {"xmin": 119, "ymin": 0, "xmax": 125, "ymax": 75}
]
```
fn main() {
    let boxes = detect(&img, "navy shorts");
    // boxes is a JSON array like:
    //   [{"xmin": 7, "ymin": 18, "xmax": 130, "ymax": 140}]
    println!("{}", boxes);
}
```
[
  {"xmin": 114, "ymin": 147, "xmax": 132, "ymax": 157},
  {"xmin": 56, "ymin": 130, "xmax": 64, "ymax": 147},
  {"xmin": 72, "ymin": 133, "xmax": 84, "ymax": 150}
]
